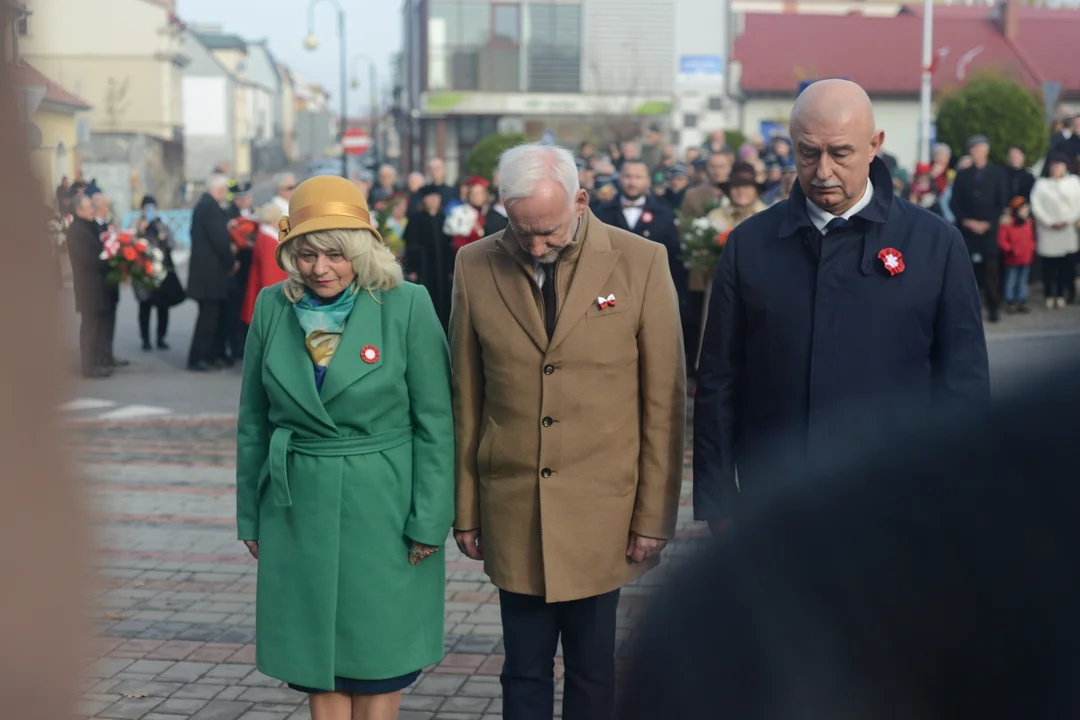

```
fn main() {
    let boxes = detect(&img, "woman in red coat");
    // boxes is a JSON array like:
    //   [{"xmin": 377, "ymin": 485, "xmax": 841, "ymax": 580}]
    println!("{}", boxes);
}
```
[{"xmin": 241, "ymin": 202, "xmax": 290, "ymax": 326}]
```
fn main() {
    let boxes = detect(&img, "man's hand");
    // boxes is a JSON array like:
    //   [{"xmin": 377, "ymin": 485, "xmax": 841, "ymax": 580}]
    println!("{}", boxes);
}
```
[
  {"xmin": 1053, "ymin": 222, "xmax": 1068, "ymax": 230},
  {"xmin": 243, "ymin": 541, "xmax": 258, "ymax": 560},
  {"xmin": 454, "ymin": 529, "xmax": 483, "ymax": 561},
  {"xmin": 626, "ymin": 532, "xmax": 667, "ymax": 564}
]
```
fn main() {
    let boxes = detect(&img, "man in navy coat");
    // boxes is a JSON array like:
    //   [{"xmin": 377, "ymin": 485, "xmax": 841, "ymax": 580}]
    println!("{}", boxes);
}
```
[
  {"xmin": 594, "ymin": 159, "xmax": 690, "ymax": 356},
  {"xmin": 693, "ymin": 79, "xmax": 990, "ymax": 530}
]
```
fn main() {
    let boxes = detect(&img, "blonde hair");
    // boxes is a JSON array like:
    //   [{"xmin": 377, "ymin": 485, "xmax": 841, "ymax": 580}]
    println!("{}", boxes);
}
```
[
  {"xmin": 279, "ymin": 228, "xmax": 403, "ymax": 303},
  {"xmin": 258, "ymin": 202, "xmax": 283, "ymax": 226}
]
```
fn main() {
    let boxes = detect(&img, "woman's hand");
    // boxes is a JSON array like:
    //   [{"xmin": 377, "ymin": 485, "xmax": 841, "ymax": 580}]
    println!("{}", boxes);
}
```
[
  {"xmin": 243, "ymin": 541, "xmax": 259, "ymax": 560},
  {"xmin": 408, "ymin": 542, "xmax": 438, "ymax": 566}
]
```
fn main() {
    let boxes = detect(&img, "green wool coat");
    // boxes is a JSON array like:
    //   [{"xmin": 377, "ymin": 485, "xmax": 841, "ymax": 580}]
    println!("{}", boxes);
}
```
[{"xmin": 236, "ymin": 281, "xmax": 455, "ymax": 691}]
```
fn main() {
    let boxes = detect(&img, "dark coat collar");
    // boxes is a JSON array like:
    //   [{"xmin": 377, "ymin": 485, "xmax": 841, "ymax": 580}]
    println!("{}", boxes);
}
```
[{"xmin": 779, "ymin": 156, "xmax": 894, "ymax": 238}]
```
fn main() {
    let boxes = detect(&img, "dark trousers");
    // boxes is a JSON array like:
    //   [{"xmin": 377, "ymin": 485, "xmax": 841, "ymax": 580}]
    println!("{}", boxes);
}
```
[
  {"xmin": 499, "ymin": 588, "xmax": 619, "ymax": 720},
  {"xmin": 78, "ymin": 310, "xmax": 111, "ymax": 373},
  {"xmin": 1043, "ymin": 256, "xmax": 1074, "ymax": 300},
  {"xmin": 188, "ymin": 299, "xmax": 226, "ymax": 366},
  {"xmin": 102, "ymin": 302, "xmax": 118, "ymax": 363},
  {"xmin": 138, "ymin": 301, "xmax": 169, "ymax": 344},
  {"xmin": 973, "ymin": 252, "xmax": 1002, "ymax": 314},
  {"xmin": 222, "ymin": 277, "xmax": 246, "ymax": 360}
]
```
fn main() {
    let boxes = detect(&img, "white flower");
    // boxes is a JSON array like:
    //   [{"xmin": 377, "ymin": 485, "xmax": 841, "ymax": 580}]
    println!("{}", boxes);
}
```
[
  {"xmin": 99, "ymin": 251, "xmax": 109, "ymax": 260},
  {"xmin": 152, "ymin": 262, "xmax": 165, "ymax": 279},
  {"xmin": 443, "ymin": 204, "xmax": 479, "ymax": 236},
  {"xmin": 149, "ymin": 247, "xmax": 165, "ymax": 262},
  {"xmin": 691, "ymin": 217, "xmax": 711, "ymax": 231}
]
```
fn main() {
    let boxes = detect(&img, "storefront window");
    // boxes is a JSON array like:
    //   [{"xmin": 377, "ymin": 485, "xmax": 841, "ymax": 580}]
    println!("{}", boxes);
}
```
[{"xmin": 526, "ymin": 3, "xmax": 581, "ymax": 93}]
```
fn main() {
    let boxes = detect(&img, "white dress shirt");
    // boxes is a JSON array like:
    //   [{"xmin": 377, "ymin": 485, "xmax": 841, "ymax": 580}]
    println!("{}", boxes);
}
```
[
  {"xmin": 621, "ymin": 195, "xmax": 646, "ymax": 229},
  {"xmin": 807, "ymin": 179, "xmax": 874, "ymax": 234}
]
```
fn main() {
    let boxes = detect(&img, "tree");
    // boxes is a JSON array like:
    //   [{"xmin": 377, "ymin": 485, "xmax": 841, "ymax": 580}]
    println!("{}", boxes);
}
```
[
  {"xmin": 935, "ymin": 73, "xmax": 1047, "ymax": 165},
  {"xmin": 464, "ymin": 133, "xmax": 527, "ymax": 182}
]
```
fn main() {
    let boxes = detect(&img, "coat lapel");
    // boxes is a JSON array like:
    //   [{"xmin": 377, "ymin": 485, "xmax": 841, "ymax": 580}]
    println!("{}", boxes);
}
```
[
  {"xmin": 319, "ymin": 289, "xmax": 384, "ymax": 405},
  {"xmin": 489, "ymin": 233, "xmax": 549, "ymax": 352},
  {"xmin": 549, "ymin": 212, "xmax": 620, "ymax": 353},
  {"xmin": 265, "ymin": 302, "xmax": 336, "ymax": 431}
]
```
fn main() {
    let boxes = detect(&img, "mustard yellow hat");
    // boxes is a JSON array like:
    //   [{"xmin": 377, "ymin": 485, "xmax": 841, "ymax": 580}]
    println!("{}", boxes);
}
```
[{"xmin": 275, "ymin": 175, "xmax": 384, "ymax": 269}]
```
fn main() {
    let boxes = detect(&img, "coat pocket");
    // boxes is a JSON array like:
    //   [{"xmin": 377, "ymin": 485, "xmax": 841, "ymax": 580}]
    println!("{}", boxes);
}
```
[{"xmin": 584, "ymin": 294, "xmax": 634, "ymax": 319}]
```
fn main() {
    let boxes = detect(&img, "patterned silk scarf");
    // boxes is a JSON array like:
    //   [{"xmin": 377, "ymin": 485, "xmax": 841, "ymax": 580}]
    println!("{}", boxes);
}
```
[{"xmin": 292, "ymin": 288, "xmax": 360, "ymax": 391}]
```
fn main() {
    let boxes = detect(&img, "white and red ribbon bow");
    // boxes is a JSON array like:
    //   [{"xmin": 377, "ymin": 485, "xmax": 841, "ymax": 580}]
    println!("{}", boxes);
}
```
[{"xmin": 597, "ymin": 293, "xmax": 616, "ymax": 309}]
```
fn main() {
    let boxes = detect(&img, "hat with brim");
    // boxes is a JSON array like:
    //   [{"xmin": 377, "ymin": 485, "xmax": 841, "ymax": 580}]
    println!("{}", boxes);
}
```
[
  {"xmin": 275, "ymin": 175, "xmax": 384, "ymax": 270},
  {"xmin": 967, "ymin": 134, "xmax": 990, "ymax": 149}
]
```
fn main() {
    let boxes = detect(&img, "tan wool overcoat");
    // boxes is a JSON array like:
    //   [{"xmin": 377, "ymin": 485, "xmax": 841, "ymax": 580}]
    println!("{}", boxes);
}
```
[{"xmin": 450, "ymin": 210, "xmax": 687, "ymax": 603}]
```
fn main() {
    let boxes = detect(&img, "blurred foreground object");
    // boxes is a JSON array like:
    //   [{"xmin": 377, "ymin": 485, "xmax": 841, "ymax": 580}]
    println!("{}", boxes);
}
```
[
  {"xmin": 0, "ymin": 62, "xmax": 88, "ymax": 718},
  {"xmin": 621, "ymin": 365, "xmax": 1080, "ymax": 719}
]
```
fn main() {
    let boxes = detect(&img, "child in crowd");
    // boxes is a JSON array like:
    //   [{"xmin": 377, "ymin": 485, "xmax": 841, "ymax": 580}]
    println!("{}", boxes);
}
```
[{"xmin": 998, "ymin": 196, "xmax": 1036, "ymax": 313}]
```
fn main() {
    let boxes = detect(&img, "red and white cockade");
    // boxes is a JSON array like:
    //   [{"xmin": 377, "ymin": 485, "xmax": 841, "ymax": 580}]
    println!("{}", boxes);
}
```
[{"xmin": 877, "ymin": 248, "xmax": 905, "ymax": 276}]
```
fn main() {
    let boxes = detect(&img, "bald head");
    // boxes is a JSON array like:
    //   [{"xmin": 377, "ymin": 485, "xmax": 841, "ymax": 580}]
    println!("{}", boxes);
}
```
[
  {"xmin": 790, "ymin": 79, "xmax": 876, "ymax": 136},
  {"xmin": 789, "ymin": 79, "xmax": 884, "ymax": 215}
]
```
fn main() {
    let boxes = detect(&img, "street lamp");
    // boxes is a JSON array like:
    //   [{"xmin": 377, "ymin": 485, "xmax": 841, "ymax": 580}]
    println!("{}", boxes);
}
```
[
  {"xmin": 351, "ymin": 54, "xmax": 379, "ymax": 166},
  {"xmin": 305, "ymin": 0, "xmax": 348, "ymax": 179}
]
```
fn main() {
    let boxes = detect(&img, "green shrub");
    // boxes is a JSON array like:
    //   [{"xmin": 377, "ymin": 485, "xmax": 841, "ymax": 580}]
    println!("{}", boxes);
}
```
[
  {"xmin": 935, "ymin": 73, "xmax": 1047, "ymax": 165},
  {"xmin": 464, "ymin": 133, "xmax": 528, "ymax": 181}
]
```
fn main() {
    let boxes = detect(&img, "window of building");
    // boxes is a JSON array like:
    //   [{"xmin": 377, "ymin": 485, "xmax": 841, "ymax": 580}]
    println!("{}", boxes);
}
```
[
  {"xmin": 427, "ymin": 0, "xmax": 581, "ymax": 94},
  {"xmin": 707, "ymin": 96, "xmax": 724, "ymax": 111},
  {"xmin": 683, "ymin": 113, "xmax": 698, "ymax": 129},
  {"xmin": 526, "ymin": 3, "xmax": 581, "ymax": 93}
]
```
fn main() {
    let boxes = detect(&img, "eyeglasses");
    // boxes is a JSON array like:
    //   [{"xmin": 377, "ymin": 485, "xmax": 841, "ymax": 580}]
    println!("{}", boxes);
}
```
[{"xmin": 282, "ymin": 185, "xmax": 296, "ymax": 191}]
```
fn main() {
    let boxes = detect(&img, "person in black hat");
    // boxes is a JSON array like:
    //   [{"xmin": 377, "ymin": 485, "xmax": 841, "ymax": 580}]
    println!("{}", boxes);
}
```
[
  {"xmin": 224, "ymin": 181, "xmax": 255, "ymax": 360},
  {"xmin": 403, "ymin": 184, "xmax": 453, "ymax": 331},
  {"xmin": 949, "ymin": 134, "xmax": 1008, "ymax": 322},
  {"xmin": 661, "ymin": 162, "xmax": 690, "ymax": 209},
  {"xmin": 134, "ymin": 195, "xmax": 185, "ymax": 350}
]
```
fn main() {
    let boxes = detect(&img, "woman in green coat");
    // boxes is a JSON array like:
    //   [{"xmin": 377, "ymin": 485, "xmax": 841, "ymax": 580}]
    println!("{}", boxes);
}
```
[{"xmin": 236, "ymin": 175, "xmax": 454, "ymax": 720}]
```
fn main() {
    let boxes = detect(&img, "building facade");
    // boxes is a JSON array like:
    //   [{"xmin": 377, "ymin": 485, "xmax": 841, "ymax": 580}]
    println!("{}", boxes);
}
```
[
  {"xmin": 20, "ymin": 0, "xmax": 188, "ymax": 208},
  {"xmin": 400, "ymin": 0, "xmax": 714, "ymax": 178}
]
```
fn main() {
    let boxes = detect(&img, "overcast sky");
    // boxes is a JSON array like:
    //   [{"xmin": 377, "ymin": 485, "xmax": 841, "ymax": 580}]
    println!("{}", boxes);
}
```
[{"xmin": 175, "ymin": 0, "xmax": 403, "ymax": 115}]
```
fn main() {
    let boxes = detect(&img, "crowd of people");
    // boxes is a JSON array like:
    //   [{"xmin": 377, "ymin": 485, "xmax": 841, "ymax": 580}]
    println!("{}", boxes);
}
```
[{"xmin": 57, "ymin": 106, "xmax": 1080, "ymax": 381}]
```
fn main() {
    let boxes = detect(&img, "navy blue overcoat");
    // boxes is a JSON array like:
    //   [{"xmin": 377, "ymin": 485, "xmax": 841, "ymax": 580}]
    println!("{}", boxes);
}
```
[{"xmin": 693, "ymin": 157, "xmax": 990, "ymax": 522}]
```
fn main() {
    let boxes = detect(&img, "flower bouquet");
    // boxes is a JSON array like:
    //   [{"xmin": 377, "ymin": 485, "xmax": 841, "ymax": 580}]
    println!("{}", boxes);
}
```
[
  {"xmin": 227, "ymin": 216, "xmax": 259, "ymax": 251},
  {"xmin": 100, "ymin": 229, "xmax": 166, "ymax": 290},
  {"xmin": 679, "ymin": 200, "xmax": 731, "ymax": 274}
]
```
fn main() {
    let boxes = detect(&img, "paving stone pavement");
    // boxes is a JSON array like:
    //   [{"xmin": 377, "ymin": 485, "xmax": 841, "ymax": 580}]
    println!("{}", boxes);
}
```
[{"xmin": 72, "ymin": 414, "xmax": 707, "ymax": 720}]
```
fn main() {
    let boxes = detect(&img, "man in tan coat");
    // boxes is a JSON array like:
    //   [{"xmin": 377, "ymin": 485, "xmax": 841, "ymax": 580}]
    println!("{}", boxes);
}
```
[{"xmin": 450, "ymin": 143, "xmax": 686, "ymax": 720}]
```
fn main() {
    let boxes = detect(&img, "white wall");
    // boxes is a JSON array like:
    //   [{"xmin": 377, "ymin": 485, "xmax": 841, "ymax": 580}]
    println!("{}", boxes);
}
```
[
  {"xmin": 23, "ymin": 0, "xmax": 171, "ymax": 57},
  {"xmin": 741, "ymin": 96, "xmax": 921, "ymax": 170}
]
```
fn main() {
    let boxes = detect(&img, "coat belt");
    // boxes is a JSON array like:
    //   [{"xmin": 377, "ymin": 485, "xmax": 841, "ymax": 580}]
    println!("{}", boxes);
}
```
[{"xmin": 268, "ymin": 426, "xmax": 413, "ymax": 507}]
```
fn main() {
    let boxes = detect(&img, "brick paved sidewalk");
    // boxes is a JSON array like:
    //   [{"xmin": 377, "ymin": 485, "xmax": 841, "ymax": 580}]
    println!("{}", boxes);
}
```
[{"xmin": 73, "ymin": 418, "xmax": 706, "ymax": 720}]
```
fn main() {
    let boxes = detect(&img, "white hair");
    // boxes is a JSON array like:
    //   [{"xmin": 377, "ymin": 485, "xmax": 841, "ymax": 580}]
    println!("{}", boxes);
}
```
[
  {"xmin": 932, "ymin": 142, "xmax": 952, "ymax": 158},
  {"xmin": 207, "ymin": 174, "xmax": 230, "ymax": 191},
  {"xmin": 275, "ymin": 172, "xmax": 296, "ymax": 190},
  {"xmin": 497, "ymin": 143, "xmax": 579, "ymax": 206}
]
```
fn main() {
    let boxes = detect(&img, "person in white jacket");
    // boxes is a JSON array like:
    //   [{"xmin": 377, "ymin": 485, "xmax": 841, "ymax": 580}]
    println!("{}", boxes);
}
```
[{"xmin": 1031, "ymin": 154, "xmax": 1080, "ymax": 308}]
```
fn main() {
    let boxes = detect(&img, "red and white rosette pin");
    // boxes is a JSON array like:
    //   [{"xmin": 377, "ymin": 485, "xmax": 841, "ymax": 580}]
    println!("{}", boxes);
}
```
[
  {"xmin": 640, "ymin": 211, "xmax": 654, "ymax": 224},
  {"xmin": 597, "ymin": 294, "xmax": 616, "ymax": 310},
  {"xmin": 361, "ymin": 345, "xmax": 380, "ymax": 364},
  {"xmin": 877, "ymin": 248, "xmax": 905, "ymax": 276}
]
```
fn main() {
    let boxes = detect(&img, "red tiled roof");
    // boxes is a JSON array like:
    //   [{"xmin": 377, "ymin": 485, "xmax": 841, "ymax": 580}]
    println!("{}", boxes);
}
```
[
  {"xmin": 11, "ymin": 62, "xmax": 91, "ymax": 111},
  {"xmin": 734, "ymin": 9, "xmax": 1077, "ymax": 96}
]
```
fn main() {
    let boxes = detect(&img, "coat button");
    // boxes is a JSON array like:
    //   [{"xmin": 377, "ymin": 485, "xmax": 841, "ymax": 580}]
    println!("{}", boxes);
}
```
[
  {"xmin": 541, "ymin": 468, "xmax": 552, "ymax": 478},
  {"xmin": 543, "ymin": 364, "xmax": 555, "ymax": 375},
  {"xmin": 542, "ymin": 417, "xmax": 553, "ymax": 427}
]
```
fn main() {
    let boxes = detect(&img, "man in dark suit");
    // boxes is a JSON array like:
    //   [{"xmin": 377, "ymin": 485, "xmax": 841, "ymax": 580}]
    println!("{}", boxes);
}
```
[
  {"xmin": 186, "ymin": 175, "xmax": 236, "ymax": 371},
  {"xmin": 594, "ymin": 159, "xmax": 689, "ymax": 352},
  {"xmin": 67, "ymin": 193, "xmax": 114, "ymax": 378},
  {"xmin": 950, "ymin": 135, "xmax": 1009, "ymax": 322},
  {"xmin": 91, "ymin": 192, "xmax": 127, "ymax": 368},
  {"xmin": 693, "ymin": 79, "xmax": 990, "ymax": 530}
]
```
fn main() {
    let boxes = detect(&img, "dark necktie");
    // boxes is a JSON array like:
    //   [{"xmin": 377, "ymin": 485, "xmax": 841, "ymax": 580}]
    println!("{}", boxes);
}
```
[
  {"xmin": 824, "ymin": 217, "xmax": 849, "ymax": 233},
  {"xmin": 540, "ymin": 263, "xmax": 557, "ymax": 340}
]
